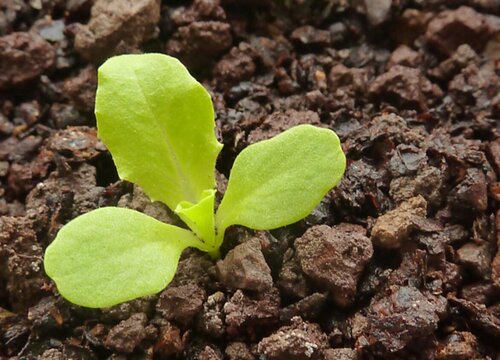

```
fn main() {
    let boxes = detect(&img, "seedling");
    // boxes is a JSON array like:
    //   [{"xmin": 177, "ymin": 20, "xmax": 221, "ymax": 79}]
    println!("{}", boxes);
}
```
[{"xmin": 44, "ymin": 54, "xmax": 346, "ymax": 308}]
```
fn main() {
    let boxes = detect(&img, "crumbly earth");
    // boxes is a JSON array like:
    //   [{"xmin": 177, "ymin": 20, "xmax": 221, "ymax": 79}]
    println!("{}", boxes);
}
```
[{"xmin": 0, "ymin": 0, "xmax": 499, "ymax": 359}]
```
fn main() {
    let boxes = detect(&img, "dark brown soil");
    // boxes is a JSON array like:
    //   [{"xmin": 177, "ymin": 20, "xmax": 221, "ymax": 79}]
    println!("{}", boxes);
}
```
[{"xmin": 1, "ymin": 0, "xmax": 499, "ymax": 359}]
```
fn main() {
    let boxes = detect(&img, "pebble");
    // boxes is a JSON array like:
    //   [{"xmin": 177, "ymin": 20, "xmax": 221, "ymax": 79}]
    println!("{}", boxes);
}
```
[
  {"xmin": 295, "ymin": 224, "xmax": 373, "ymax": 307},
  {"xmin": 371, "ymin": 195, "xmax": 427, "ymax": 248},
  {"xmin": 425, "ymin": 6, "xmax": 490, "ymax": 56},
  {"xmin": 0, "ymin": 31, "xmax": 55, "ymax": 89},
  {"xmin": 74, "ymin": 0, "xmax": 160, "ymax": 61},
  {"xmin": 217, "ymin": 238, "xmax": 273, "ymax": 292}
]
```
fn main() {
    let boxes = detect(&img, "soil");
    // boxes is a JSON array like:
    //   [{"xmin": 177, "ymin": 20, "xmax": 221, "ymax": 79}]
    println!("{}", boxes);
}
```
[{"xmin": 0, "ymin": 0, "xmax": 499, "ymax": 359}]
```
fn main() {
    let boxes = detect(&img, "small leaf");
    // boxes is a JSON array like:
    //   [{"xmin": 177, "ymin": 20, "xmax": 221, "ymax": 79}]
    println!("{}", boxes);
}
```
[
  {"xmin": 175, "ymin": 189, "xmax": 217, "ymax": 251},
  {"xmin": 44, "ymin": 207, "xmax": 205, "ymax": 308},
  {"xmin": 215, "ymin": 125, "xmax": 345, "ymax": 241},
  {"xmin": 95, "ymin": 54, "xmax": 222, "ymax": 211}
]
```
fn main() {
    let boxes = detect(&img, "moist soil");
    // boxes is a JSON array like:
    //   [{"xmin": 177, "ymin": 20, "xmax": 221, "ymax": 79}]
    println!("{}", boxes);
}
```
[{"xmin": 0, "ymin": 1, "xmax": 499, "ymax": 359}]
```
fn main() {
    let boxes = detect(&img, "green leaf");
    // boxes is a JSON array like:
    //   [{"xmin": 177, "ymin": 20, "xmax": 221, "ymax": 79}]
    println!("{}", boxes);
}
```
[
  {"xmin": 215, "ymin": 125, "xmax": 346, "ymax": 241},
  {"xmin": 95, "ymin": 54, "xmax": 223, "ymax": 211},
  {"xmin": 44, "ymin": 207, "xmax": 205, "ymax": 308},
  {"xmin": 175, "ymin": 189, "xmax": 217, "ymax": 254}
]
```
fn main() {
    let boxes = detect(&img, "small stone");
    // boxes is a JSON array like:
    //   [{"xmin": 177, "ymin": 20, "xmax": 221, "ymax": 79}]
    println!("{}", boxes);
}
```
[
  {"xmin": 74, "ymin": 0, "xmax": 161, "ymax": 61},
  {"xmin": 225, "ymin": 342, "xmax": 255, "ymax": 360},
  {"xmin": 278, "ymin": 248, "xmax": 311, "ymax": 299},
  {"xmin": 257, "ymin": 316, "xmax": 328, "ymax": 360},
  {"xmin": 166, "ymin": 21, "xmax": 232, "ymax": 70},
  {"xmin": 104, "ymin": 313, "xmax": 148, "ymax": 353},
  {"xmin": 279, "ymin": 293, "xmax": 327, "ymax": 322},
  {"xmin": 295, "ymin": 224, "xmax": 373, "ymax": 307},
  {"xmin": 371, "ymin": 195, "xmax": 427, "ymax": 248},
  {"xmin": 217, "ymin": 238, "xmax": 273, "ymax": 292},
  {"xmin": 389, "ymin": 166, "xmax": 444, "ymax": 206},
  {"xmin": 487, "ymin": 139, "xmax": 500, "ymax": 178},
  {"xmin": 0, "ymin": 31, "xmax": 55, "ymax": 89},
  {"xmin": 199, "ymin": 346, "xmax": 223, "ymax": 360},
  {"xmin": 247, "ymin": 110, "xmax": 321, "ymax": 145},
  {"xmin": 436, "ymin": 331, "xmax": 482, "ymax": 360},
  {"xmin": 362, "ymin": 0, "xmax": 392, "ymax": 26},
  {"xmin": 364, "ymin": 286, "xmax": 446, "ymax": 354},
  {"xmin": 460, "ymin": 283, "xmax": 494, "ymax": 304},
  {"xmin": 322, "ymin": 348, "xmax": 359, "ymax": 360},
  {"xmin": 156, "ymin": 284, "xmax": 206, "ymax": 326},
  {"xmin": 328, "ymin": 63, "xmax": 368, "ymax": 95},
  {"xmin": 198, "ymin": 291, "xmax": 225, "ymax": 338},
  {"xmin": 290, "ymin": 26, "xmax": 331, "ymax": 48},
  {"xmin": 368, "ymin": 65, "xmax": 442, "ymax": 111},
  {"xmin": 457, "ymin": 242, "xmax": 492, "ymax": 279},
  {"xmin": 46, "ymin": 127, "xmax": 102, "ymax": 162},
  {"xmin": 224, "ymin": 288, "xmax": 280, "ymax": 337},
  {"xmin": 154, "ymin": 321, "xmax": 184, "ymax": 357},
  {"xmin": 425, "ymin": 6, "xmax": 490, "ymax": 56},
  {"xmin": 448, "ymin": 168, "xmax": 488, "ymax": 216},
  {"xmin": 492, "ymin": 211, "xmax": 500, "ymax": 290},
  {"xmin": 213, "ymin": 43, "xmax": 256, "ymax": 89},
  {"xmin": 387, "ymin": 45, "xmax": 421, "ymax": 68},
  {"xmin": 62, "ymin": 65, "xmax": 97, "ymax": 113},
  {"xmin": 428, "ymin": 44, "xmax": 479, "ymax": 81}
]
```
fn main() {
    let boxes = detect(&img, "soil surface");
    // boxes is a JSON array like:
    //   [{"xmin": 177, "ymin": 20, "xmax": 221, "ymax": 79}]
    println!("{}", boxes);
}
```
[{"xmin": 0, "ymin": 0, "xmax": 499, "ymax": 359}]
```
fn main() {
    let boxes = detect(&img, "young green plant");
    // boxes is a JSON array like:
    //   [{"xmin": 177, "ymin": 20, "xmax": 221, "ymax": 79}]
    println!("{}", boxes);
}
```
[{"xmin": 44, "ymin": 54, "xmax": 346, "ymax": 308}]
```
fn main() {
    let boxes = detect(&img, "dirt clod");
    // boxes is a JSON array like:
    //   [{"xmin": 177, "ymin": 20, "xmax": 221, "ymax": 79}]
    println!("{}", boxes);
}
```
[
  {"xmin": 217, "ymin": 238, "xmax": 273, "ymax": 292},
  {"xmin": 0, "ymin": 31, "xmax": 55, "ymax": 89},
  {"xmin": 425, "ymin": 6, "xmax": 491, "ymax": 56},
  {"xmin": 257, "ymin": 316, "xmax": 328, "ymax": 360},
  {"xmin": 371, "ymin": 195, "xmax": 427, "ymax": 248},
  {"xmin": 74, "ymin": 0, "xmax": 161, "ymax": 61},
  {"xmin": 295, "ymin": 224, "xmax": 373, "ymax": 307},
  {"xmin": 156, "ymin": 284, "xmax": 206, "ymax": 327},
  {"xmin": 104, "ymin": 313, "xmax": 148, "ymax": 353}
]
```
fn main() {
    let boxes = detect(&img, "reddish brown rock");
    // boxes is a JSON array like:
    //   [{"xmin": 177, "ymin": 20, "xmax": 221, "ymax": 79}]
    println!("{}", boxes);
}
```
[
  {"xmin": 0, "ymin": 31, "xmax": 55, "ymax": 89},
  {"xmin": 448, "ymin": 168, "xmax": 488, "ymax": 216},
  {"xmin": 425, "ymin": 6, "xmax": 491, "ymax": 56},
  {"xmin": 257, "ymin": 317, "xmax": 328, "ymax": 360},
  {"xmin": 363, "ymin": 286, "xmax": 447, "ymax": 355},
  {"xmin": 362, "ymin": 0, "xmax": 392, "ymax": 26},
  {"xmin": 166, "ymin": 21, "xmax": 232, "ymax": 70},
  {"xmin": 213, "ymin": 43, "xmax": 256, "ymax": 89},
  {"xmin": 322, "ymin": 348, "xmax": 359, "ymax": 360},
  {"xmin": 217, "ymin": 238, "xmax": 273, "ymax": 292},
  {"xmin": 63, "ymin": 66, "xmax": 97, "ymax": 113},
  {"xmin": 224, "ymin": 288, "xmax": 280, "ymax": 338},
  {"xmin": 436, "ymin": 331, "xmax": 482, "ymax": 359},
  {"xmin": 154, "ymin": 321, "xmax": 184, "ymax": 357},
  {"xmin": 278, "ymin": 248, "xmax": 311, "ymax": 299},
  {"xmin": 387, "ymin": 45, "xmax": 421, "ymax": 68},
  {"xmin": 225, "ymin": 342, "xmax": 255, "ymax": 360},
  {"xmin": 156, "ymin": 284, "xmax": 206, "ymax": 326},
  {"xmin": 198, "ymin": 291, "xmax": 225, "ymax": 338},
  {"xmin": 371, "ymin": 196, "xmax": 427, "ymax": 248},
  {"xmin": 247, "ymin": 110, "xmax": 321, "ymax": 145},
  {"xmin": 104, "ymin": 313, "xmax": 148, "ymax": 353},
  {"xmin": 295, "ymin": 224, "xmax": 373, "ymax": 307},
  {"xmin": 74, "ymin": 0, "xmax": 161, "ymax": 61},
  {"xmin": 328, "ymin": 63, "xmax": 368, "ymax": 95},
  {"xmin": 290, "ymin": 26, "xmax": 331, "ymax": 48},
  {"xmin": 492, "ymin": 211, "xmax": 500, "ymax": 290},
  {"xmin": 368, "ymin": 65, "xmax": 442, "ymax": 110},
  {"xmin": 457, "ymin": 242, "xmax": 492, "ymax": 279}
]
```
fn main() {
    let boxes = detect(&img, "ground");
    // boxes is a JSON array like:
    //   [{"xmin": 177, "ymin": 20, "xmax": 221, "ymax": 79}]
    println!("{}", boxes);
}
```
[{"xmin": 0, "ymin": 0, "xmax": 499, "ymax": 359}]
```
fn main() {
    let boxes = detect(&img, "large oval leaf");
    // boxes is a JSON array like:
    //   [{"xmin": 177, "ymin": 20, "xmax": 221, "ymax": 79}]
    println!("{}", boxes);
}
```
[
  {"xmin": 215, "ymin": 125, "xmax": 345, "ymax": 241},
  {"xmin": 44, "ymin": 207, "xmax": 204, "ymax": 308},
  {"xmin": 95, "ymin": 54, "xmax": 222, "ymax": 210}
]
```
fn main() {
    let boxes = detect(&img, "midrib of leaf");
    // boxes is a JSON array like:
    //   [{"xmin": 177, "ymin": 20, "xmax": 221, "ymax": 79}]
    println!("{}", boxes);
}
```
[{"xmin": 131, "ymin": 68, "xmax": 198, "ymax": 204}]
